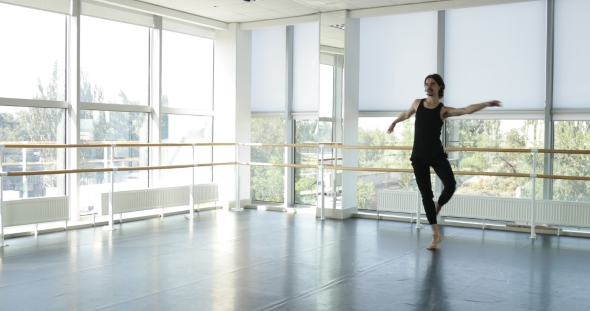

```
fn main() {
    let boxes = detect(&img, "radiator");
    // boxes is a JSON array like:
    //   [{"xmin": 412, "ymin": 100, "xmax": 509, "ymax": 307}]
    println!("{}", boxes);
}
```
[
  {"xmin": 378, "ymin": 190, "xmax": 420, "ymax": 214},
  {"xmin": 101, "ymin": 183, "xmax": 218, "ymax": 215},
  {"xmin": 2, "ymin": 196, "xmax": 69, "ymax": 227},
  {"xmin": 378, "ymin": 190, "xmax": 590, "ymax": 227}
]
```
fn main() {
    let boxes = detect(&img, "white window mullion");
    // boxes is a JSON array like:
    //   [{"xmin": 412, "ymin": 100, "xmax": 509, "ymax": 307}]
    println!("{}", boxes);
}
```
[
  {"xmin": 79, "ymin": 102, "xmax": 151, "ymax": 113},
  {"xmin": 0, "ymin": 97, "xmax": 68, "ymax": 109},
  {"xmin": 150, "ymin": 16, "xmax": 162, "ymax": 187},
  {"xmin": 67, "ymin": 0, "xmax": 82, "ymax": 222}
]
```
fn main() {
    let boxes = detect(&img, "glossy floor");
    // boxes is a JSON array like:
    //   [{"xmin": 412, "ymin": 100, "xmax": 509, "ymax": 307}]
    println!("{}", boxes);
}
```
[{"xmin": 1, "ymin": 210, "xmax": 589, "ymax": 311}]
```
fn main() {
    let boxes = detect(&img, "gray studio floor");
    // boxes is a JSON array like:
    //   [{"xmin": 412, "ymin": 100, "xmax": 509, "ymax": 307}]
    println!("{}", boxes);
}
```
[{"xmin": 1, "ymin": 209, "xmax": 589, "ymax": 311}]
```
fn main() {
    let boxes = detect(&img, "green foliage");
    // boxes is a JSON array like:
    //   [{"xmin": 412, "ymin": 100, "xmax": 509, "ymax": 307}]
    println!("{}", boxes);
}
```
[
  {"xmin": 447, "ymin": 119, "xmax": 543, "ymax": 198},
  {"xmin": 552, "ymin": 121, "xmax": 590, "ymax": 201},
  {"xmin": 295, "ymin": 175, "xmax": 316, "ymax": 204},
  {"xmin": 250, "ymin": 117, "xmax": 285, "ymax": 202},
  {"xmin": 358, "ymin": 127, "xmax": 386, "ymax": 168},
  {"xmin": 357, "ymin": 179, "xmax": 375, "ymax": 210}
]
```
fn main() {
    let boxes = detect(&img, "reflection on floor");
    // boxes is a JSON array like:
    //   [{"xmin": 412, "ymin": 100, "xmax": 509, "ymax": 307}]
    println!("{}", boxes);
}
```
[{"xmin": 1, "ymin": 209, "xmax": 589, "ymax": 310}]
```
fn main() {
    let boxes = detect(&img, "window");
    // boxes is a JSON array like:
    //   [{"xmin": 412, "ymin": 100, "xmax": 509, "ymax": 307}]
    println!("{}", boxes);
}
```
[
  {"xmin": 0, "ymin": 107, "xmax": 66, "ymax": 199},
  {"xmin": 552, "ymin": 121, "xmax": 590, "ymax": 202},
  {"xmin": 162, "ymin": 31, "xmax": 213, "ymax": 110},
  {"xmin": 295, "ymin": 120, "xmax": 318, "ymax": 205},
  {"xmin": 160, "ymin": 114, "xmax": 213, "ymax": 186},
  {"xmin": 294, "ymin": 120, "xmax": 332, "ymax": 205},
  {"xmin": 250, "ymin": 117, "xmax": 285, "ymax": 203},
  {"xmin": 446, "ymin": 119, "xmax": 544, "ymax": 198},
  {"xmin": 79, "ymin": 110, "xmax": 148, "ymax": 214},
  {"xmin": 0, "ymin": 3, "xmax": 66, "ymax": 100},
  {"xmin": 80, "ymin": 16, "xmax": 149, "ymax": 105},
  {"xmin": 358, "ymin": 117, "xmax": 415, "ymax": 209}
]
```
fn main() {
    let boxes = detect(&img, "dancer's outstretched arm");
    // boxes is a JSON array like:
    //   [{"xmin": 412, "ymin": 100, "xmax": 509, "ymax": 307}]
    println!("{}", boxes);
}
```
[
  {"xmin": 387, "ymin": 99, "xmax": 421, "ymax": 133},
  {"xmin": 442, "ymin": 100, "xmax": 501, "ymax": 120}
]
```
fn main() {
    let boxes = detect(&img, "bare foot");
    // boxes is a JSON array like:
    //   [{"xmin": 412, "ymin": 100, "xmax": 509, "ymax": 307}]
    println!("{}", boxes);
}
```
[
  {"xmin": 435, "ymin": 202, "xmax": 442, "ymax": 215},
  {"xmin": 427, "ymin": 234, "xmax": 442, "ymax": 250}
]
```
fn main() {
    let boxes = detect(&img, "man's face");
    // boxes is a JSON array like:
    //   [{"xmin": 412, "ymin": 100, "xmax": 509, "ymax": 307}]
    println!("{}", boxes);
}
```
[{"xmin": 424, "ymin": 78, "xmax": 439, "ymax": 97}]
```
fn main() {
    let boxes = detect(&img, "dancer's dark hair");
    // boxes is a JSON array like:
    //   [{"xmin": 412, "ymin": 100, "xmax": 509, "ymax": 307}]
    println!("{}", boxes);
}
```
[{"xmin": 424, "ymin": 74, "xmax": 445, "ymax": 98}]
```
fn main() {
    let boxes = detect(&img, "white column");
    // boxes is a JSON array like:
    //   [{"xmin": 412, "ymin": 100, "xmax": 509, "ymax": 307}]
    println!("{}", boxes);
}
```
[
  {"xmin": 341, "ymin": 13, "xmax": 360, "ymax": 217},
  {"xmin": 213, "ymin": 24, "xmax": 252, "ymax": 209},
  {"xmin": 150, "ymin": 16, "xmax": 163, "ymax": 187},
  {"xmin": 285, "ymin": 26, "xmax": 294, "ymax": 208},
  {"xmin": 67, "ymin": 0, "xmax": 81, "ymax": 222}
]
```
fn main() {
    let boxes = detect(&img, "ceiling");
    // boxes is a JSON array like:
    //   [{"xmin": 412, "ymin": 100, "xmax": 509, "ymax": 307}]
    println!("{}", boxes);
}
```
[{"xmin": 138, "ymin": 0, "xmax": 439, "ymax": 23}]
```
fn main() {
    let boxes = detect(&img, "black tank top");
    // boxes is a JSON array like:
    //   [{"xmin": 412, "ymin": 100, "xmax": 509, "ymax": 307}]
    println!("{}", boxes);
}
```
[{"xmin": 411, "ymin": 99, "xmax": 445, "ymax": 161}]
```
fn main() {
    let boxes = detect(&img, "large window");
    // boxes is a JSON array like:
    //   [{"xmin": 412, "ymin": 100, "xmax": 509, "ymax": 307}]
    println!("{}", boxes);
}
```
[
  {"xmin": 0, "ymin": 3, "xmax": 66, "ymax": 100},
  {"xmin": 446, "ymin": 119, "xmax": 544, "ymax": 198},
  {"xmin": 553, "ymin": 121, "xmax": 590, "ymax": 202},
  {"xmin": 162, "ymin": 31, "xmax": 214, "ymax": 110},
  {"xmin": 358, "ymin": 117, "xmax": 415, "ymax": 210},
  {"xmin": 0, "ymin": 107, "xmax": 66, "ymax": 199},
  {"xmin": 250, "ymin": 117, "xmax": 285, "ymax": 203},
  {"xmin": 79, "ymin": 111, "xmax": 148, "ymax": 214},
  {"xmin": 294, "ymin": 120, "xmax": 332, "ymax": 205},
  {"xmin": 160, "ymin": 114, "xmax": 213, "ymax": 186},
  {"xmin": 80, "ymin": 16, "xmax": 149, "ymax": 105}
]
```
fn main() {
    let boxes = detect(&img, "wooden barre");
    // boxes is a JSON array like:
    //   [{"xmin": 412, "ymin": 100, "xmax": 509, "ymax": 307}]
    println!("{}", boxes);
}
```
[
  {"xmin": 2, "ymin": 142, "xmax": 590, "ymax": 155},
  {"xmin": 1, "ymin": 143, "xmax": 236, "ymax": 148},
  {"xmin": 4, "ymin": 161, "xmax": 590, "ymax": 181},
  {"xmin": 241, "ymin": 162, "xmax": 317, "ymax": 169},
  {"xmin": 1, "ymin": 162, "xmax": 237, "ymax": 177}
]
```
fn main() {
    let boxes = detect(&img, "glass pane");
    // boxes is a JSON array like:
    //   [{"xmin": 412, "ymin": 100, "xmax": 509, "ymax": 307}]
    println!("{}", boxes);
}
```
[
  {"xmin": 446, "ymin": 119, "xmax": 544, "ymax": 198},
  {"xmin": 80, "ymin": 16, "xmax": 149, "ymax": 105},
  {"xmin": 79, "ymin": 110, "xmax": 148, "ymax": 214},
  {"xmin": 359, "ymin": 11, "xmax": 437, "ymax": 111},
  {"xmin": 319, "ymin": 64, "xmax": 334, "ymax": 118},
  {"xmin": 358, "ymin": 117, "xmax": 415, "ymax": 210},
  {"xmin": 162, "ymin": 31, "xmax": 213, "ymax": 110},
  {"xmin": 295, "ymin": 120, "xmax": 318, "ymax": 205},
  {"xmin": 553, "ymin": 121, "xmax": 590, "ymax": 202},
  {"xmin": 553, "ymin": 0, "xmax": 590, "ymax": 109},
  {"xmin": 0, "ymin": 106, "xmax": 66, "ymax": 199},
  {"xmin": 445, "ymin": 1, "xmax": 546, "ymax": 110},
  {"xmin": 0, "ymin": 3, "xmax": 66, "ymax": 100},
  {"xmin": 250, "ymin": 117, "xmax": 285, "ymax": 203},
  {"xmin": 160, "ymin": 114, "xmax": 213, "ymax": 186}
]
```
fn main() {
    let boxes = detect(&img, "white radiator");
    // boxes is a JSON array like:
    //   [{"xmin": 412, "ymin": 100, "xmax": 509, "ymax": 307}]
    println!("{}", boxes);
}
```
[
  {"xmin": 378, "ymin": 190, "xmax": 590, "ymax": 227},
  {"xmin": 378, "ymin": 190, "xmax": 420, "ymax": 214},
  {"xmin": 101, "ymin": 183, "xmax": 218, "ymax": 215},
  {"xmin": 2, "ymin": 196, "xmax": 69, "ymax": 227}
]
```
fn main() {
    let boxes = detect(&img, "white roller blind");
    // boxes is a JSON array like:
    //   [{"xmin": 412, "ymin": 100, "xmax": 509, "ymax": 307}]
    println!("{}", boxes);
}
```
[
  {"xmin": 162, "ymin": 18, "xmax": 215, "ymax": 39},
  {"xmin": 292, "ymin": 22, "xmax": 319, "ymax": 112},
  {"xmin": 0, "ymin": 0, "xmax": 70, "ymax": 14},
  {"xmin": 82, "ymin": 0, "xmax": 154, "ymax": 28},
  {"xmin": 251, "ymin": 26, "xmax": 286, "ymax": 113},
  {"xmin": 359, "ymin": 12, "xmax": 438, "ymax": 111},
  {"xmin": 553, "ymin": 0, "xmax": 590, "ymax": 109},
  {"xmin": 445, "ymin": 1, "xmax": 546, "ymax": 110}
]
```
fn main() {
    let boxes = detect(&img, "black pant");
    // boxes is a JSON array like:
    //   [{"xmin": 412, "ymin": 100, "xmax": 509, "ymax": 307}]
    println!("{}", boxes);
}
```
[{"xmin": 411, "ymin": 156, "xmax": 456, "ymax": 225}]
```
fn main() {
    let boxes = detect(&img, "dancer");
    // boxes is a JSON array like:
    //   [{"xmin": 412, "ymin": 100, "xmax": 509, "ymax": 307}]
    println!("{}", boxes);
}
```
[{"xmin": 387, "ymin": 74, "xmax": 500, "ymax": 250}]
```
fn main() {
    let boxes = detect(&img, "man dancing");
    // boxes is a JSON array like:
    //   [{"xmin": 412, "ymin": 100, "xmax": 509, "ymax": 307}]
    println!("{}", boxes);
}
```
[{"xmin": 387, "ymin": 74, "xmax": 500, "ymax": 249}]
